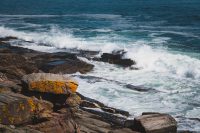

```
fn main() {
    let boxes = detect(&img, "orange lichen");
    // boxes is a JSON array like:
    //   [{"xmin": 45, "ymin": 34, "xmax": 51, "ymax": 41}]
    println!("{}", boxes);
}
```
[
  {"xmin": 27, "ymin": 98, "xmax": 36, "ymax": 112},
  {"xmin": 29, "ymin": 80, "xmax": 78, "ymax": 94},
  {"xmin": 19, "ymin": 103, "xmax": 25, "ymax": 111},
  {"xmin": 30, "ymin": 80, "xmax": 67, "ymax": 94},
  {"xmin": 66, "ymin": 80, "xmax": 78, "ymax": 93}
]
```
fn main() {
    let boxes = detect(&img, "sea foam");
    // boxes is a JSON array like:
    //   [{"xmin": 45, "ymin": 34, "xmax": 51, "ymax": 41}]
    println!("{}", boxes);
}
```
[{"xmin": 1, "ymin": 26, "xmax": 200, "ymax": 80}]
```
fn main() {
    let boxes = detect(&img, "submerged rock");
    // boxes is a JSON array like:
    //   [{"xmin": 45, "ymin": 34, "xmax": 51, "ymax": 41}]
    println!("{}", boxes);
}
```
[
  {"xmin": 22, "ymin": 73, "xmax": 78, "ymax": 94},
  {"xmin": 133, "ymin": 113, "xmax": 177, "ymax": 133}
]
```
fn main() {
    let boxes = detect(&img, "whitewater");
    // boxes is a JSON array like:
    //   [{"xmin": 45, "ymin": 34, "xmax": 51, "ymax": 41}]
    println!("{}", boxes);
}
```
[{"xmin": 0, "ymin": 24, "xmax": 200, "ymax": 131}]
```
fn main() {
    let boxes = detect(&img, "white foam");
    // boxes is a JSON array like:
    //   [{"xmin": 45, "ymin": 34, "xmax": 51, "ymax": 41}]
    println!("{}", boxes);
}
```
[
  {"xmin": 0, "ymin": 13, "xmax": 122, "ymax": 20},
  {"xmin": 1, "ymin": 25, "xmax": 200, "ymax": 80},
  {"xmin": 124, "ymin": 45, "xmax": 200, "ymax": 79}
]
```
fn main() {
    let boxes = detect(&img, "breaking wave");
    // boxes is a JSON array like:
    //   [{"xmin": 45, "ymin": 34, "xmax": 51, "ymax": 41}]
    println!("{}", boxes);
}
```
[{"xmin": 1, "ymin": 26, "xmax": 200, "ymax": 80}]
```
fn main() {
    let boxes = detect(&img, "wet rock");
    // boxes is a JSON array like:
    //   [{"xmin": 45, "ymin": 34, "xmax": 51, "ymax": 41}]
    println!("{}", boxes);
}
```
[
  {"xmin": 125, "ymin": 84, "xmax": 157, "ymax": 92},
  {"xmin": 80, "ymin": 100, "xmax": 100, "ymax": 108},
  {"xmin": 0, "ymin": 36, "xmax": 17, "ymax": 42},
  {"xmin": 78, "ymin": 93, "xmax": 130, "ymax": 117},
  {"xmin": 81, "ymin": 107, "xmax": 127, "ymax": 126},
  {"xmin": 22, "ymin": 73, "xmax": 78, "ymax": 94},
  {"xmin": 76, "ymin": 75, "xmax": 156, "ymax": 93},
  {"xmin": 133, "ymin": 113, "xmax": 177, "ymax": 133},
  {"xmin": 0, "ymin": 92, "xmax": 53, "ymax": 125},
  {"xmin": 94, "ymin": 51, "xmax": 136, "ymax": 67},
  {"xmin": 35, "ymin": 52, "xmax": 94, "ymax": 74}
]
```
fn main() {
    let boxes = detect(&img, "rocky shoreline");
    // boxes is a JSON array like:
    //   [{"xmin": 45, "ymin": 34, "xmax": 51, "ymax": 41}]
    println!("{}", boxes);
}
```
[{"xmin": 0, "ymin": 36, "xmax": 178, "ymax": 133}]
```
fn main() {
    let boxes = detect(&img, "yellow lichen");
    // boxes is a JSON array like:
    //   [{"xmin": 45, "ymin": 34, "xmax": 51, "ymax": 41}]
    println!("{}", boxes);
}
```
[
  {"xmin": 66, "ymin": 80, "xmax": 78, "ymax": 93},
  {"xmin": 19, "ymin": 103, "xmax": 25, "ymax": 111},
  {"xmin": 29, "ymin": 79, "xmax": 78, "ymax": 94},
  {"xmin": 30, "ymin": 80, "xmax": 67, "ymax": 94},
  {"xmin": 27, "ymin": 98, "xmax": 36, "ymax": 113},
  {"xmin": 2, "ymin": 105, "xmax": 7, "ymax": 113},
  {"xmin": 8, "ymin": 117, "xmax": 15, "ymax": 124}
]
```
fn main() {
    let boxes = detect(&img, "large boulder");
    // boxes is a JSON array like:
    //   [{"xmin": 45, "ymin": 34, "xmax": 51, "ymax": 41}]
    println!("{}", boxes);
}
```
[
  {"xmin": 133, "ymin": 113, "xmax": 177, "ymax": 133},
  {"xmin": 22, "ymin": 73, "xmax": 78, "ymax": 94},
  {"xmin": 0, "ymin": 92, "xmax": 53, "ymax": 125}
]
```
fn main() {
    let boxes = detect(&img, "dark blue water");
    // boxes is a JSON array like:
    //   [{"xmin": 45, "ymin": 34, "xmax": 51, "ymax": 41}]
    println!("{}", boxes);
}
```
[
  {"xmin": 0, "ymin": 0, "xmax": 200, "ymax": 53},
  {"xmin": 0, "ymin": 0, "xmax": 200, "ymax": 131}
]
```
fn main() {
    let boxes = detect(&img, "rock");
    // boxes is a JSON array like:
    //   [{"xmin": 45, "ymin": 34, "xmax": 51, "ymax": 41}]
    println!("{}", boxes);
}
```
[
  {"xmin": 35, "ymin": 52, "xmax": 94, "ymax": 74},
  {"xmin": 0, "ymin": 124, "xmax": 42, "ymax": 133},
  {"xmin": 66, "ymin": 94, "xmax": 82, "ymax": 113},
  {"xmin": 75, "ymin": 110, "xmax": 136, "ymax": 133},
  {"xmin": 133, "ymin": 113, "xmax": 177, "ymax": 133},
  {"xmin": 0, "ymin": 81, "xmax": 22, "ymax": 93},
  {"xmin": 78, "ymin": 92, "xmax": 130, "ymax": 116},
  {"xmin": 0, "ymin": 36, "xmax": 17, "ymax": 42},
  {"xmin": 113, "ymin": 129, "xmax": 140, "ymax": 133},
  {"xmin": 22, "ymin": 73, "xmax": 78, "ymax": 94},
  {"xmin": 0, "ymin": 92, "xmax": 53, "ymax": 125},
  {"xmin": 0, "ymin": 43, "xmax": 93, "ymax": 82},
  {"xmin": 66, "ymin": 94, "xmax": 82, "ymax": 107},
  {"xmin": 125, "ymin": 84, "xmax": 157, "ymax": 92},
  {"xmin": 81, "ymin": 107, "xmax": 127, "ymax": 126},
  {"xmin": 80, "ymin": 100, "xmax": 100, "ymax": 108},
  {"xmin": 0, "ymin": 53, "xmax": 39, "ymax": 81},
  {"xmin": 94, "ymin": 51, "xmax": 136, "ymax": 67},
  {"xmin": 0, "ymin": 72, "xmax": 7, "ymax": 81},
  {"xmin": 28, "ymin": 112, "xmax": 80, "ymax": 133}
]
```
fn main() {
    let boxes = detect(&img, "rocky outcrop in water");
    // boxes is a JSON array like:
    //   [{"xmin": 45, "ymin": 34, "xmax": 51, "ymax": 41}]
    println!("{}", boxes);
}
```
[{"xmin": 93, "ymin": 50, "xmax": 136, "ymax": 67}]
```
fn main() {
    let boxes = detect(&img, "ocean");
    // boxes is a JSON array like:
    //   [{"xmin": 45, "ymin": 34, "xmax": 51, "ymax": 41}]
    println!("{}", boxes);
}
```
[{"xmin": 0, "ymin": 0, "xmax": 200, "ymax": 131}]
